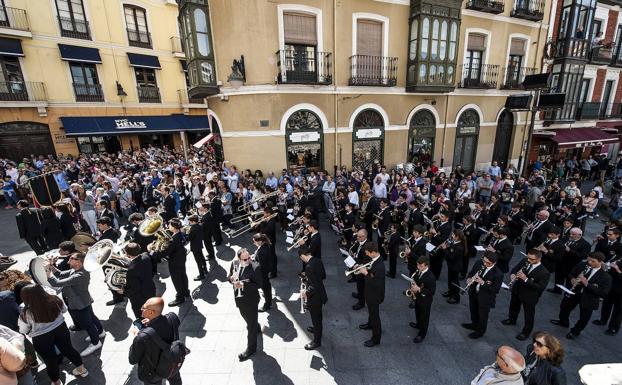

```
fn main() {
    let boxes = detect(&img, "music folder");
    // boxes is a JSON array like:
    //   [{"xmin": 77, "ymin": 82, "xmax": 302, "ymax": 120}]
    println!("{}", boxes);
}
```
[
  {"xmin": 425, "ymin": 242, "xmax": 436, "ymax": 252},
  {"xmin": 286, "ymin": 237, "xmax": 294, "ymax": 244},
  {"xmin": 287, "ymin": 214, "xmax": 295, "ymax": 221},
  {"xmin": 501, "ymin": 282, "xmax": 510, "ymax": 290},
  {"xmin": 344, "ymin": 256, "xmax": 356, "ymax": 268},
  {"xmin": 475, "ymin": 245, "xmax": 486, "ymax": 252},
  {"xmin": 401, "ymin": 273, "xmax": 414, "ymax": 283},
  {"xmin": 285, "ymin": 231, "xmax": 293, "ymax": 237}
]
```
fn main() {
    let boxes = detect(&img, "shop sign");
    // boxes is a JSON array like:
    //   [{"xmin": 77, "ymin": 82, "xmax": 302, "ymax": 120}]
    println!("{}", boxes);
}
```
[
  {"xmin": 574, "ymin": 141, "xmax": 603, "ymax": 148},
  {"xmin": 54, "ymin": 134, "xmax": 75, "ymax": 144},
  {"xmin": 289, "ymin": 131, "xmax": 320, "ymax": 143},
  {"xmin": 355, "ymin": 128, "xmax": 383, "ymax": 139},
  {"xmin": 459, "ymin": 126, "xmax": 477, "ymax": 135},
  {"xmin": 115, "ymin": 119, "xmax": 147, "ymax": 129}
]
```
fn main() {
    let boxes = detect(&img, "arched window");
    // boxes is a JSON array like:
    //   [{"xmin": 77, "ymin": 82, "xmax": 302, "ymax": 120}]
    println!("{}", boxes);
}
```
[
  {"xmin": 352, "ymin": 109, "xmax": 385, "ymax": 170},
  {"xmin": 285, "ymin": 110, "xmax": 323, "ymax": 172},
  {"xmin": 408, "ymin": 110, "xmax": 436, "ymax": 165},
  {"xmin": 453, "ymin": 109, "xmax": 480, "ymax": 172}
]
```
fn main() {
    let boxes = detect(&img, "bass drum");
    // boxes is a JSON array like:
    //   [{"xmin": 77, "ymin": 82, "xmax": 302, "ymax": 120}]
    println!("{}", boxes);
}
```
[{"xmin": 29, "ymin": 257, "xmax": 51, "ymax": 287}]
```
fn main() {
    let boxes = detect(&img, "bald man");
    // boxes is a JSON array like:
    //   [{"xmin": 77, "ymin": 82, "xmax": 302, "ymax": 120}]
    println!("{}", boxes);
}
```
[
  {"xmin": 525, "ymin": 210, "xmax": 553, "ymax": 251},
  {"xmin": 129, "ymin": 297, "xmax": 182, "ymax": 385},
  {"xmin": 470, "ymin": 345, "xmax": 525, "ymax": 385}
]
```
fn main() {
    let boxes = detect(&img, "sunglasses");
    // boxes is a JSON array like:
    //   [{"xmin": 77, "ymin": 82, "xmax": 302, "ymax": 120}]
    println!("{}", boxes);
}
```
[{"xmin": 533, "ymin": 339, "xmax": 547, "ymax": 348}]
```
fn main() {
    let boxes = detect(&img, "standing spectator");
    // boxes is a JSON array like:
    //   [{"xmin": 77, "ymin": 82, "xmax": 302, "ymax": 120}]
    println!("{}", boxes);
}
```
[
  {"xmin": 322, "ymin": 175, "xmax": 336, "ymax": 211},
  {"xmin": 72, "ymin": 185, "xmax": 97, "ymax": 235},
  {"xmin": 563, "ymin": 180, "xmax": 581, "ymax": 199},
  {"xmin": 470, "ymin": 345, "xmax": 525, "ymax": 385},
  {"xmin": 522, "ymin": 332, "xmax": 566, "ymax": 385},
  {"xmin": 117, "ymin": 181, "xmax": 134, "ymax": 219},
  {"xmin": 580, "ymin": 158, "xmax": 591, "ymax": 180},
  {"xmin": 0, "ymin": 333, "xmax": 25, "ymax": 385},
  {"xmin": 372, "ymin": 177, "xmax": 387, "ymax": 199},
  {"xmin": 476, "ymin": 174, "xmax": 494, "ymax": 204},
  {"xmin": 15, "ymin": 200, "xmax": 47, "ymax": 255},
  {"xmin": 1, "ymin": 176, "xmax": 18, "ymax": 209},
  {"xmin": 488, "ymin": 161, "xmax": 502, "ymax": 178},
  {"xmin": 583, "ymin": 190, "xmax": 599, "ymax": 218}
]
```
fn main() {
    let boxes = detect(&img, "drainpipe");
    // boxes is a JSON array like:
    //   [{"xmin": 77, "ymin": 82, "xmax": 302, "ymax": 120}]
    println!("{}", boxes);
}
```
[
  {"xmin": 333, "ymin": 0, "xmax": 338, "ymax": 175},
  {"xmin": 441, "ymin": 94, "xmax": 449, "ymax": 169}
]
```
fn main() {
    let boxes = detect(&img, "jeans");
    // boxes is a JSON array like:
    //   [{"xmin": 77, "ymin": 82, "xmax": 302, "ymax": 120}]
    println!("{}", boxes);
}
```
[
  {"xmin": 69, "ymin": 305, "xmax": 103, "ymax": 345},
  {"xmin": 3, "ymin": 191, "xmax": 17, "ymax": 206}
]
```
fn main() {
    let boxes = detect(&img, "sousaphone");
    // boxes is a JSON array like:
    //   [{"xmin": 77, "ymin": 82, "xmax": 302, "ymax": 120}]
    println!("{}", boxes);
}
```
[{"xmin": 84, "ymin": 239, "xmax": 115, "ymax": 272}]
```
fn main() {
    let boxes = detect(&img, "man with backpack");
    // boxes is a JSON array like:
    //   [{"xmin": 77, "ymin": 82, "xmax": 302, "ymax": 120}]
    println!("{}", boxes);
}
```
[{"xmin": 129, "ymin": 297, "xmax": 189, "ymax": 385}]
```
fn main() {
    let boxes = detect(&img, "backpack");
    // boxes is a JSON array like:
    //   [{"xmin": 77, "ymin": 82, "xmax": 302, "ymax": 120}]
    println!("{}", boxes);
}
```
[{"xmin": 142, "ymin": 314, "xmax": 190, "ymax": 380}]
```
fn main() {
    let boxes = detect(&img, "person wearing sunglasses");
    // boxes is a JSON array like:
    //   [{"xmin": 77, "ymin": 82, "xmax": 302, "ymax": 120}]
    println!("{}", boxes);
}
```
[
  {"xmin": 470, "ymin": 345, "xmax": 525, "ymax": 385},
  {"xmin": 522, "ymin": 332, "xmax": 566, "ymax": 385}
]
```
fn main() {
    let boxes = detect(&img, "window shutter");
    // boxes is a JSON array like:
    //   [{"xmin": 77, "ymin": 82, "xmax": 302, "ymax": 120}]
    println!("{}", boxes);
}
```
[
  {"xmin": 357, "ymin": 20, "xmax": 383, "ymax": 57},
  {"xmin": 509, "ymin": 38, "xmax": 526, "ymax": 56},
  {"xmin": 467, "ymin": 33, "xmax": 486, "ymax": 51},
  {"xmin": 283, "ymin": 12, "xmax": 317, "ymax": 46}
]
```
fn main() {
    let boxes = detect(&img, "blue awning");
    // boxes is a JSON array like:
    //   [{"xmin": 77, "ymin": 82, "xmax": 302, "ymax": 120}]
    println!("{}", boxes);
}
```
[
  {"xmin": 0, "ymin": 38, "xmax": 24, "ymax": 57},
  {"xmin": 127, "ymin": 53, "xmax": 161, "ymax": 69},
  {"xmin": 58, "ymin": 44, "xmax": 102, "ymax": 63},
  {"xmin": 60, "ymin": 115, "xmax": 210, "ymax": 136}
]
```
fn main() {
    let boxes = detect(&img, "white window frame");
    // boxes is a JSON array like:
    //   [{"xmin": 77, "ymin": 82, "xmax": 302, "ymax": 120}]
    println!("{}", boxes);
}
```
[{"xmin": 351, "ymin": 12, "xmax": 389, "ymax": 79}]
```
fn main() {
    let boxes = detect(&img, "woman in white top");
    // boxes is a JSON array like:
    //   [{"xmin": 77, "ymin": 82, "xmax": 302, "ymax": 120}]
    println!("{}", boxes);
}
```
[
  {"xmin": 347, "ymin": 185, "xmax": 359, "ymax": 209},
  {"xmin": 455, "ymin": 182, "xmax": 472, "ymax": 201}
]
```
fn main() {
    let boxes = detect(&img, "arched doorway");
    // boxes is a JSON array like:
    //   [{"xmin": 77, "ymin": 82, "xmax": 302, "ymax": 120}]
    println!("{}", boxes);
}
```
[
  {"xmin": 453, "ymin": 109, "xmax": 480, "ymax": 172},
  {"xmin": 492, "ymin": 109, "xmax": 514, "ymax": 169},
  {"xmin": 408, "ymin": 109, "xmax": 436, "ymax": 165},
  {"xmin": 352, "ymin": 109, "xmax": 385, "ymax": 170},
  {"xmin": 0, "ymin": 122, "xmax": 55, "ymax": 161},
  {"xmin": 285, "ymin": 109, "xmax": 324, "ymax": 172}
]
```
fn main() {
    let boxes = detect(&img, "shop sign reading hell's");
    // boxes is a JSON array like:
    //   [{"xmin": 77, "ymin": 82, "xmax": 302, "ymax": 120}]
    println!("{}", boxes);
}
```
[{"xmin": 115, "ymin": 119, "xmax": 147, "ymax": 129}]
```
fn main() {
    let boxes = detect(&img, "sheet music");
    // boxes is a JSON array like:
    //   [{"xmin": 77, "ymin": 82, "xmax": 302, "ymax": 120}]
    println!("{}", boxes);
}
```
[
  {"xmin": 401, "ymin": 273, "xmax": 414, "ymax": 283},
  {"xmin": 287, "ymin": 214, "xmax": 295, "ymax": 221},
  {"xmin": 501, "ymin": 282, "xmax": 510, "ymax": 290},
  {"xmin": 556, "ymin": 284, "xmax": 575, "ymax": 295},
  {"xmin": 344, "ymin": 256, "xmax": 356, "ymax": 268},
  {"xmin": 288, "ymin": 293, "xmax": 301, "ymax": 301},
  {"xmin": 287, "ymin": 209, "xmax": 293, "ymax": 214},
  {"xmin": 285, "ymin": 231, "xmax": 293, "ymax": 237},
  {"xmin": 285, "ymin": 237, "xmax": 294, "ymax": 244},
  {"xmin": 475, "ymin": 245, "xmax": 486, "ymax": 252},
  {"xmin": 426, "ymin": 242, "xmax": 436, "ymax": 252},
  {"xmin": 339, "ymin": 248, "xmax": 350, "ymax": 257}
]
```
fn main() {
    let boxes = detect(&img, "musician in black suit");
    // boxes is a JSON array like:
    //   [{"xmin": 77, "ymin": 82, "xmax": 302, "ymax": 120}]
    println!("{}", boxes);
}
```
[
  {"xmin": 187, "ymin": 215, "xmax": 207, "ymax": 281},
  {"xmin": 150, "ymin": 219, "xmax": 189, "ymax": 307},
  {"xmin": 96, "ymin": 200, "xmax": 116, "ymax": 227},
  {"xmin": 550, "ymin": 227, "xmax": 591, "ymax": 293},
  {"xmin": 442, "ymin": 230, "xmax": 466, "ymax": 304},
  {"xmin": 524, "ymin": 210, "xmax": 553, "ymax": 251},
  {"xmin": 551, "ymin": 252, "xmax": 612, "ymax": 339},
  {"xmin": 15, "ymin": 200, "xmax": 47, "ymax": 254},
  {"xmin": 252, "ymin": 233, "xmax": 272, "ymax": 312},
  {"xmin": 364, "ymin": 196, "xmax": 379, "ymax": 241},
  {"xmin": 502, "ymin": 249, "xmax": 550, "ymax": 340},
  {"xmin": 409, "ymin": 256, "xmax": 436, "ymax": 343},
  {"xmin": 407, "ymin": 200, "xmax": 424, "ymax": 235},
  {"xmin": 306, "ymin": 220, "xmax": 321, "ymax": 260},
  {"xmin": 594, "ymin": 228, "xmax": 622, "ymax": 263},
  {"xmin": 462, "ymin": 216, "xmax": 479, "ymax": 279},
  {"xmin": 199, "ymin": 204, "xmax": 216, "ymax": 260},
  {"xmin": 299, "ymin": 246, "xmax": 327, "ymax": 350},
  {"xmin": 536, "ymin": 227, "xmax": 564, "ymax": 280},
  {"xmin": 123, "ymin": 243, "xmax": 155, "ymax": 320},
  {"xmin": 357, "ymin": 242, "xmax": 385, "ymax": 347},
  {"xmin": 507, "ymin": 204, "xmax": 524, "ymax": 245},
  {"xmin": 161, "ymin": 186, "xmax": 176, "ymax": 222},
  {"xmin": 207, "ymin": 191, "xmax": 223, "ymax": 245},
  {"xmin": 485, "ymin": 227, "xmax": 514, "ymax": 274},
  {"xmin": 351, "ymin": 229, "xmax": 370, "ymax": 310},
  {"xmin": 228, "ymin": 248, "xmax": 263, "ymax": 361},
  {"xmin": 429, "ymin": 211, "xmax": 452, "ymax": 279},
  {"xmin": 406, "ymin": 225, "xmax": 427, "ymax": 277},
  {"xmin": 386, "ymin": 223, "xmax": 400, "ymax": 278},
  {"xmin": 342, "ymin": 203, "xmax": 356, "ymax": 248},
  {"xmin": 376, "ymin": 199, "xmax": 391, "ymax": 261},
  {"xmin": 97, "ymin": 216, "xmax": 124, "ymax": 305},
  {"xmin": 257, "ymin": 207, "xmax": 278, "ymax": 278},
  {"xmin": 593, "ymin": 229, "xmax": 622, "ymax": 334},
  {"xmin": 124, "ymin": 213, "xmax": 156, "ymax": 275},
  {"xmin": 462, "ymin": 254, "xmax": 503, "ymax": 339}
]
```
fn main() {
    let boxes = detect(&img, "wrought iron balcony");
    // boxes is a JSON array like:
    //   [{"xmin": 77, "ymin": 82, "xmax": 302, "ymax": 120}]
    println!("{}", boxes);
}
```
[
  {"xmin": 589, "ymin": 46, "xmax": 614, "ymax": 65},
  {"xmin": 458, "ymin": 64, "xmax": 499, "ymax": 89},
  {"xmin": 276, "ymin": 50, "xmax": 332, "ymax": 85},
  {"xmin": 612, "ymin": 51, "xmax": 622, "ymax": 67},
  {"xmin": 600, "ymin": 103, "xmax": 622, "ymax": 120},
  {"xmin": 0, "ymin": 81, "xmax": 46, "ymax": 102},
  {"xmin": 137, "ymin": 85, "xmax": 161, "ymax": 103},
  {"xmin": 171, "ymin": 36, "xmax": 184, "ymax": 55},
  {"xmin": 543, "ymin": 102, "xmax": 578, "ymax": 124},
  {"xmin": 552, "ymin": 37, "xmax": 590, "ymax": 60},
  {"xmin": 511, "ymin": 0, "xmax": 545, "ymax": 21},
  {"xmin": 127, "ymin": 29, "xmax": 152, "ymax": 49},
  {"xmin": 575, "ymin": 102, "xmax": 601, "ymax": 120},
  {"xmin": 501, "ymin": 66, "xmax": 537, "ymax": 89},
  {"xmin": 57, "ymin": 16, "xmax": 90, "ymax": 40},
  {"xmin": 466, "ymin": 0, "xmax": 505, "ymax": 14},
  {"xmin": 73, "ymin": 83, "xmax": 104, "ymax": 102},
  {"xmin": 0, "ymin": 6, "xmax": 30, "ymax": 32},
  {"xmin": 348, "ymin": 55, "xmax": 398, "ymax": 87}
]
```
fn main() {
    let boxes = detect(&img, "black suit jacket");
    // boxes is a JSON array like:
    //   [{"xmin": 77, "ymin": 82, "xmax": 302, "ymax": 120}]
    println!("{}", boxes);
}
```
[
  {"xmin": 510, "ymin": 259, "xmax": 550, "ymax": 304},
  {"xmin": 306, "ymin": 231, "xmax": 322, "ymax": 259},
  {"xmin": 408, "ymin": 237, "xmax": 427, "ymax": 272},
  {"xmin": 229, "ymin": 261, "xmax": 262, "ymax": 308},
  {"xmin": 125, "ymin": 254, "xmax": 155, "ymax": 300},
  {"xmin": 432, "ymin": 221, "xmax": 452, "ymax": 246},
  {"xmin": 364, "ymin": 257, "xmax": 385, "ymax": 305},
  {"xmin": 16, "ymin": 207, "xmax": 43, "ymax": 239},
  {"xmin": 508, "ymin": 210, "xmax": 524, "ymax": 237},
  {"xmin": 564, "ymin": 238, "xmax": 591, "ymax": 267},
  {"xmin": 187, "ymin": 223, "xmax": 203, "ymax": 251},
  {"xmin": 388, "ymin": 231, "xmax": 400, "ymax": 258},
  {"xmin": 305, "ymin": 257, "xmax": 327, "ymax": 306},
  {"xmin": 527, "ymin": 220, "xmax": 553, "ymax": 247},
  {"xmin": 154, "ymin": 232, "xmax": 185, "ymax": 267},
  {"xmin": 492, "ymin": 238, "xmax": 514, "ymax": 274},
  {"xmin": 541, "ymin": 239, "xmax": 565, "ymax": 272},
  {"xmin": 468, "ymin": 260, "xmax": 503, "ymax": 307},
  {"xmin": 258, "ymin": 217, "xmax": 277, "ymax": 245},
  {"xmin": 100, "ymin": 227, "xmax": 119, "ymax": 242},
  {"xmin": 445, "ymin": 241, "xmax": 465, "ymax": 272},
  {"xmin": 254, "ymin": 244, "xmax": 272, "ymax": 280},
  {"xmin": 594, "ymin": 239, "xmax": 622, "ymax": 263},
  {"xmin": 59, "ymin": 213, "xmax": 77, "ymax": 240},
  {"xmin": 463, "ymin": 224, "xmax": 480, "ymax": 252},
  {"xmin": 408, "ymin": 209, "xmax": 424, "ymax": 228},
  {"xmin": 351, "ymin": 240, "xmax": 369, "ymax": 264},
  {"xmin": 414, "ymin": 269, "xmax": 436, "ymax": 306},
  {"xmin": 377, "ymin": 208, "xmax": 390, "ymax": 234},
  {"xmin": 569, "ymin": 262, "xmax": 612, "ymax": 310},
  {"xmin": 163, "ymin": 195, "xmax": 176, "ymax": 221}
]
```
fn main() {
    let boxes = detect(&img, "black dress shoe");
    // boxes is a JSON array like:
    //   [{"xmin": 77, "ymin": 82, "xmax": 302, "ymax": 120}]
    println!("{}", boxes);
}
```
[
  {"xmin": 441, "ymin": 291, "xmax": 451, "ymax": 298},
  {"xmin": 352, "ymin": 303, "xmax": 364, "ymax": 311},
  {"xmin": 359, "ymin": 323, "xmax": 372, "ymax": 330},
  {"xmin": 194, "ymin": 275, "xmax": 205, "ymax": 281},
  {"xmin": 409, "ymin": 322, "xmax": 419, "ymax": 329},
  {"xmin": 258, "ymin": 304, "xmax": 271, "ymax": 312},
  {"xmin": 468, "ymin": 332, "xmax": 483, "ymax": 339},
  {"xmin": 168, "ymin": 299, "xmax": 185, "ymax": 307},
  {"xmin": 304, "ymin": 342, "xmax": 321, "ymax": 350},
  {"xmin": 461, "ymin": 323, "xmax": 477, "ymax": 330},
  {"xmin": 105, "ymin": 299, "xmax": 122, "ymax": 306},
  {"xmin": 550, "ymin": 319, "xmax": 569, "ymax": 328},
  {"xmin": 307, "ymin": 326, "xmax": 315, "ymax": 333},
  {"xmin": 446, "ymin": 298, "xmax": 459, "ymax": 304},
  {"xmin": 592, "ymin": 319, "xmax": 607, "ymax": 326},
  {"xmin": 363, "ymin": 339, "xmax": 379, "ymax": 347},
  {"xmin": 605, "ymin": 328, "xmax": 619, "ymax": 336},
  {"xmin": 501, "ymin": 319, "xmax": 517, "ymax": 326},
  {"xmin": 413, "ymin": 335, "xmax": 425, "ymax": 343},
  {"xmin": 351, "ymin": 292, "xmax": 361, "ymax": 299},
  {"xmin": 566, "ymin": 332, "xmax": 578, "ymax": 340},
  {"xmin": 238, "ymin": 349, "xmax": 256, "ymax": 361},
  {"xmin": 516, "ymin": 333, "xmax": 529, "ymax": 341}
]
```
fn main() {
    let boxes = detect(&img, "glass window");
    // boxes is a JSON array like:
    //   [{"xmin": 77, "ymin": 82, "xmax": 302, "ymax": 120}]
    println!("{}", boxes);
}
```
[
  {"xmin": 419, "ymin": 64, "xmax": 426, "ymax": 81},
  {"xmin": 409, "ymin": 19, "xmax": 418, "ymax": 61},
  {"xmin": 431, "ymin": 19, "xmax": 439, "ymax": 60},
  {"xmin": 421, "ymin": 18, "xmax": 429, "ymax": 60},
  {"xmin": 440, "ymin": 21, "xmax": 447, "ymax": 61},
  {"xmin": 69, "ymin": 62, "xmax": 98, "ymax": 85},
  {"xmin": 194, "ymin": 8, "xmax": 211, "ymax": 57},
  {"xmin": 449, "ymin": 21, "xmax": 457, "ymax": 61},
  {"xmin": 429, "ymin": 65, "xmax": 436, "ymax": 83},
  {"xmin": 124, "ymin": 5, "xmax": 150, "ymax": 44}
]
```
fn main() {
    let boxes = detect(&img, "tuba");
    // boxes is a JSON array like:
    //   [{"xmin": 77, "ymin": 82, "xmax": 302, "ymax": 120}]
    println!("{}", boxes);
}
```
[
  {"xmin": 71, "ymin": 232, "xmax": 97, "ymax": 253},
  {"xmin": 139, "ymin": 214, "xmax": 172, "ymax": 252},
  {"xmin": 84, "ymin": 239, "xmax": 129, "ymax": 292}
]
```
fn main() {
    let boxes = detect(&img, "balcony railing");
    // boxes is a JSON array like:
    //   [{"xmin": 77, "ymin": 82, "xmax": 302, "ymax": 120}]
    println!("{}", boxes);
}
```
[
  {"xmin": 553, "ymin": 37, "xmax": 590, "ymax": 60},
  {"xmin": 501, "ymin": 66, "xmax": 537, "ymax": 89},
  {"xmin": 466, "ymin": 0, "xmax": 505, "ymax": 14},
  {"xmin": 349, "ymin": 55, "xmax": 398, "ymax": 86},
  {"xmin": 575, "ymin": 102, "xmax": 601, "ymax": 120},
  {"xmin": 589, "ymin": 46, "xmax": 614, "ymax": 65},
  {"xmin": 73, "ymin": 83, "xmax": 104, "ymax": 102},
  {"xmin": 543, "ymin": 102, "xmax": 578, "ymax": 124},
  {"xmin": 276, "ymin": 50, "xmax": 332, "ymax": 85},
  {"xmin": 57, "ymin": 16, "xmax": 90, "ymax": 40},
  {"xmin": 127, "ymin": 29, "xmax": 152, "ymax": 49},
  {"xmin": 171, "ymin": 36, "xmax": 184, "ymax": 54},
  {"xmin": 511, "ymin": 0, "xmax": 545, "ymax": 21},
  {"xmin": 0, "ymin": 6, "xmax": 30, "ymax": 32},
  {"xmin": 600, "ymin": 103, "xmax": 622, "ymax": 120},
  {"xmin": 0, "ymin": 81, "xmax": 46, "ymax": 102},
  {"xmin": 458, "ymin": 64, "xmax": 499, "ymax": 89},
  {"xmin": 137, "ymin": 85, "xmax": 161, "ymax": 103}
]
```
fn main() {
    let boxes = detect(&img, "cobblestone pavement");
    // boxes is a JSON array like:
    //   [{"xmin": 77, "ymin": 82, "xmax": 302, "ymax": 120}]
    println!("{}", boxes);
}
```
[{"xmin": 1, "ymin": 207, "xmax": 620, "ymax": 385}]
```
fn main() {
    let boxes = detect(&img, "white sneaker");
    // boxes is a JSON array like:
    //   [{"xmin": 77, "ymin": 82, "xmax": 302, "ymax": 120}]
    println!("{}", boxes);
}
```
[
  {"xmin": 80, "ymin": 341, "xmax": 102, "ymax": 357},
  {"xmin": 72, "ymin": 366, "xmax": 89, "ymax": 377},
  {"xmin": 84, "ymin": 330, "xmax": 106, "ymax": 342}
]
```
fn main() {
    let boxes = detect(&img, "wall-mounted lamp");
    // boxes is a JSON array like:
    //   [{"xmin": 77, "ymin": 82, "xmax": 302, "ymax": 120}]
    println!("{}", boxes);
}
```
[{"xmin": 227, "ymin": 55, "xmax": 246, "ymax": 89}]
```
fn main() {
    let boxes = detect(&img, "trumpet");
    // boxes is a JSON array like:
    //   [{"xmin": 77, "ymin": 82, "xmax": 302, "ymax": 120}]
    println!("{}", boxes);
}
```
[
  {"xmin": 358, "ymin": 199, "xmax": 369, "ymax": 220},
  {"xmin": 345, "ymin": 261, "xmax": 373, "ymax": 277},
  {"xmin": 287, "ymin": 235, "xmax": 308, "ymax": 252},
  {"xmin": 223, "ymin": 212, "xmax": 278, "ymax": 238},
  {"xmin": 604, "ymin": 256, "xmax": 621, "ymax": 272}
]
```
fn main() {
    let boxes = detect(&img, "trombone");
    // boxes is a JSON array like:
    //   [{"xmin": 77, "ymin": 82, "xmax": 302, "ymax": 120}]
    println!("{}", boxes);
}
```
[
  {"xmin": 231, "ymin": 208, "xmax": 263, "ymax": 224},
  {"xmin": 223, "ymin": 212, "xmax": 278, "ymax": 238},
  {"xmin": 236, "ymin": 190, "xmax": 278, "ymax": 212}
]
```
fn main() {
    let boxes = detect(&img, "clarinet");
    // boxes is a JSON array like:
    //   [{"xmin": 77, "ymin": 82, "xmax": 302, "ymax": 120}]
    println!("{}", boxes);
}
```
[
  {"xmin": 509, "ymin": 260, "xmax": 530, "ymax": 288},
  {"xmin": 570, "ymin": 265, "xmax": 592, "ymax": 293}
]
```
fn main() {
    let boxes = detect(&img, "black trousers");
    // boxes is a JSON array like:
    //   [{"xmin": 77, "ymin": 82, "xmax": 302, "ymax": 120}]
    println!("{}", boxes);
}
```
[
  {"xmin": 144, "ymin": 372, "xmax": 181, "ymax": 385},
  {"xmin": 414, "ymin": 301, "xmax": 432, "ymax": 337},
  {"xmin": 388, "ymin": 251, "xmax": 397, "ymax": 277},
  {"xmin": 378, "ymin": 236, "xmax": 387, "ymax": 261},
  {"xmin": 367, "ymin": 302, "xmax": 382, "ymax": 343},
  {"xmin": 559, "ymin": 294, "xmax": 594, "ymax": 335},
  {"xmin": 430, "ymin": 252, "xmax": 444, "ymax": 280},
  {"xmin": 469, "ymin": 294, "xmax": 492, "ymax": 335},
  {"xmin": 202, "ymin": 231, "xmax": 216, "ymax": 259},
  {"xmin": 169, "ymin": 261, "xmax": 189, "ymax": 300},
  {"xmin": 308, "ymin": 303, "xmax": 323, "ymax": 344},
  {"xmin": 129, "ymin": 295, "xmax": 148, "ymax": 319},
  {"xmin": 600, "ymin": 291, "xmax": 622, "ymax": 328},
  {"xmin": 68, "ymin": 305, "xmax": 103, "ymax": 345},
  {"xmin": 26, "ymin": 236, "xmax": 47, "ymax": 255},
  {"xmin": 508, "ymin": 293, "xmax": 537, "ymax": 335},
  {"xmin": 356, "ymin": 276, "xmax": 366, "ymax": 305},
  {"xmin": 261, "ymin": 278, "xmax": 272, "ymax": 306},
  {"xmin": 269, "ymin": 243, "xmax": 278, "ymax": 275},
  {"xmin": 211, "ymin": 222, "xmax": 223, "ymax": 245},
  {"xmin": 447, "ymin": 269, "xmax": 460, "ymax": 299},
  {"xmin": 192, "ymin": 247, "xmax": 207, "ymax": 275},
  {"xmin": 606, "ymin": 291, "xmax": 622, "ymax": 329},
  {"xmin": 32, "ymin": 322, "xmax": 83, "ymax": 382},
  {"xmin": 239, "ymin": 305, "xmax": 259, "ymax": 351}
]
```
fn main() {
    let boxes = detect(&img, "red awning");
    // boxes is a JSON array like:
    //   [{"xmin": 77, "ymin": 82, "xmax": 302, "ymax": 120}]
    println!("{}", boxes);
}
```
[
  {"xmin": 193, "ymin": 133, "xmax": 215, "ymax": 148},
  {"xmin": 551, "ymin": 127, "xmax": 618, "ymax": 149}
]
